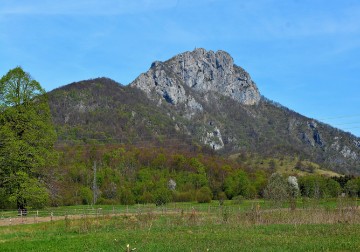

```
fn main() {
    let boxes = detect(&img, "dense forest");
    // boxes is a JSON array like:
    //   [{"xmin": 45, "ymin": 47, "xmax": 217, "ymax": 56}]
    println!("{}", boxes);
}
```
[
  {"xmin": 24, "ymin": 143, "xmax": 360, "ymax": 208},
  {"xmin": 2, "ymin": 134, "xmax": 360, "ymax": 209}
]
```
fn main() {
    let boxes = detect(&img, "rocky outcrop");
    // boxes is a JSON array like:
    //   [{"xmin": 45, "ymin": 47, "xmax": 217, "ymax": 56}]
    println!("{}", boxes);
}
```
[
  {"xmin": 202, "ymin": 126, "xmax": 225, "ymax": 150},
  {"xmin": 164, "ymin": 48, "xmax": 260, "ymax": 105},
  {"xmin": 130, "ymin": 48, "xmax": 260, "ymax": 150},
  {"xmin": 303, "ymin": 121, "xmax": 324, "ymax": 147},
  {"xmin": 131, "ymin": 48, "xmax": 260, "ymax": 113}
]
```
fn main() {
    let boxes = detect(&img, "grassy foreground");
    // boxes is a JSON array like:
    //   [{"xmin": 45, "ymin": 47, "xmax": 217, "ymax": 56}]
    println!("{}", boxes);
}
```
[{"xmin": 1, "ymin": 209, "xmax": 360, "ymax": 252}]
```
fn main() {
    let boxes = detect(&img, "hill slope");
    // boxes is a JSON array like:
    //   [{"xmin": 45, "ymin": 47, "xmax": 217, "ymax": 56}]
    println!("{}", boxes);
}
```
[{"xmin": 48, "ymin": 49, "xmax": 360, "ymax": 175}]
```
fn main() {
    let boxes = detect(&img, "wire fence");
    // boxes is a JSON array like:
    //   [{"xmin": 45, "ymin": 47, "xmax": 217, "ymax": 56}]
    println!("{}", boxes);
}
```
[
  {"xmin": 0, "ymin": 199, "xmax": 358, "ymax": 227},
  {"xmin": 0, "ymin": 203, "xmax": 253, "ymax": 226}
]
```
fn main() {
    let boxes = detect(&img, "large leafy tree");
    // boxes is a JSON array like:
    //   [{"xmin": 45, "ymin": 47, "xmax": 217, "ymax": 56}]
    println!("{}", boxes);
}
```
[
  {"xmin": 224, "ymin": 169, "xmax": 253, "ymax": 199},
  {"xmin": 0, "ymin": 67, "xmax": 57, "ymax": 209}
]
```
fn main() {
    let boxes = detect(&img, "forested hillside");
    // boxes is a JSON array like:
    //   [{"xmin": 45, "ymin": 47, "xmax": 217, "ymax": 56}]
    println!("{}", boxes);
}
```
[
  {"xmin": 48, "ymin": 75, "xmax": 360, "ymax": 175},
  {"xmin": 2, "ymin": 49, "xmax": 360, "ymax": 210},
  {"xmin": 44, "ymin": 144, "xmax": 360, "ymax": 207}
]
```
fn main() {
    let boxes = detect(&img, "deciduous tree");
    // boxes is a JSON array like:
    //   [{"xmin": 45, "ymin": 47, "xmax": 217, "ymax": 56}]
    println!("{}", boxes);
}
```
[{"xmin": 0, "ymin": 67, "xmax": 57, "ymax": 209}]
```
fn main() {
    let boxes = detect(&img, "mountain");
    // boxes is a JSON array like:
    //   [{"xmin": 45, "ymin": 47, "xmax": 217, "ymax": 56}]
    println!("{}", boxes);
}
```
[{"xmin": 48, "ymin": 48, "xmax": 360, "ymax": 175}]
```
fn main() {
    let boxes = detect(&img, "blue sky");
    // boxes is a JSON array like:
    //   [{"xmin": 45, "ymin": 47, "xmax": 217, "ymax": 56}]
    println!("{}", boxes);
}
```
[{"xmin": 1, "ymin": 0, "xmax": 360, "ymax": 136}]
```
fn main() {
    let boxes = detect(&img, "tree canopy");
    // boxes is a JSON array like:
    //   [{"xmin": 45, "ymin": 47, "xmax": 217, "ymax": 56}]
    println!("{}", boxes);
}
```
[{"xmin": 0, "ymin": 67, "xmax": 45, "ymax": 109}]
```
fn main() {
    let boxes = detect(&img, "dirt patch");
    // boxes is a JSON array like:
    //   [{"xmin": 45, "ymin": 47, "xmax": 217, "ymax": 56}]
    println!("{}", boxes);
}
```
[
  {"xmin": 0, "ymin": 211, "xmax": 180, "ymax": 227},
  {"xmin": 0, "ymin": 215, "xmax": 90, "ymax": 226}
]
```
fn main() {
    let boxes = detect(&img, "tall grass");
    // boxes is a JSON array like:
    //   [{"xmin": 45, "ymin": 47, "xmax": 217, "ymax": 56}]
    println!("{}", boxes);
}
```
[
  {"xmin": 0, "ymin": 198, "xmax": 359, "ymax": 251},
  {"xmin": 1, "ymin": 212, "xmax": 360, "ymax": 251}
]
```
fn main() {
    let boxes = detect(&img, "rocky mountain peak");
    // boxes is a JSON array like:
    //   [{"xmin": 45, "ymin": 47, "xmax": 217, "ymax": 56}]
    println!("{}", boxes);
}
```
[
  {"xmin": 131, "ymin": 48, "xmax": 260, "ymax": 113},
  {"xmin": 48, "ymin": 50, "xmax": 360, "ymax": 174}
]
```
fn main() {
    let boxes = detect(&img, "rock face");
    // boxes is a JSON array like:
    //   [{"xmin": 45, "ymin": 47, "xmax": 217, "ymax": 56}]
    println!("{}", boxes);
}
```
[
  {"xmin": 131, "ymin": 48, "xmax": 260, "ymax": 112},
  {"xmin": 131, "ymin": 48, "xmax": 260, "ymax": 149}
]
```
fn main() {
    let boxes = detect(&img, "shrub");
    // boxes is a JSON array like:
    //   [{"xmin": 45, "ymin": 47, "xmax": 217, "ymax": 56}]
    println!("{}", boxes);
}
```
[
  {"xmin": 173, "ymin": 191, "xmax": 194, "ymax": 202},
  {"xmin": 96, "ymin": 198, "xmax": 118, "ymax": 205},
  {"xmin": 154, "ymin": 187, "xmax": 172, "ymax": 206},
  {"xmin": 79, "ymin": 187, "xmax": 93, "ymax": 205},
  {"xmin": 345, "ymin": 179, "xmax": 359, "ymax": 197},
  {"xmin": 120, "ymin": 188, "xmax": 135, "ymax": 205},
  {"xmin": 325, "ymin": 178, "xmax": 341, "ymax": 198},
  {"xmin": 217, "ymin": 191, "xmax": 228, "ymax": 201},
  {"xmin": 264, "ymin": 173, "xmax": 289, "ymax": 207},
  {"xmin": 138, "ymin": 191, "xmax": 154, "ymax": 204},
  {"xmin": 224, "ymin": 169, "xmax": 252, "ymax": 199},
  {"xmin": 232, "ymin": 195, "xmax": 244, "ymax": 205},
  {"xmin": 196, "ymin": 187, "xmax": 213, "ymax": 203}
]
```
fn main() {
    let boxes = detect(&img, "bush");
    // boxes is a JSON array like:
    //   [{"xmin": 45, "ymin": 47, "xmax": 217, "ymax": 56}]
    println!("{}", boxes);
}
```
[
  {"xmin": 345, "ymin": 179, "xmax": 359, "ymax": 197},
  {"xmin": 120, "ymin": 188, "xmax": 135, "ymax": 205},
  {"xmin": 224, "ymin": 169, "xmax": 253, "ymax": 199},
  {"xmin": 196, "ymin": 187, "xmax": 213, "ymax": 203},
  {"xmin": 138, "ymin": 191, "xmax": 154, "ymax": 204},
  {"xmin": 154, "ymin": 187, "xmax": 172, "ymax": 206},
  {"xmin": 264, "ymin": 173, "xmax": 288, "ymax": 207},
  {"xmin": 217, "ymin": 191, "xmax": 228, "ymax": 201},
  {"xmin": 96, "ymin": 198, "xmax": 118, "ymax": 205},
  {"xmin": 79, "ymin": 187, "xmax": 93, "ymax": 205},
  {"xmin": 232, "ymin": 195, "xmax": 244, "ymax": 205},
  {"xmin": 325, "ymin": 179, "xmax": 341, "ymax": 198},
  {"xmin": 173, "ymin": 191, "xmax": 194, "ymax": 202}
]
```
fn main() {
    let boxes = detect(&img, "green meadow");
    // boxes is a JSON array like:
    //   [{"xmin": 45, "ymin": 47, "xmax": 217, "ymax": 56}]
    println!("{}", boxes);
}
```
[{"xmin": 1, "ymin": 200, "xmax": 360, "ymax": 251}]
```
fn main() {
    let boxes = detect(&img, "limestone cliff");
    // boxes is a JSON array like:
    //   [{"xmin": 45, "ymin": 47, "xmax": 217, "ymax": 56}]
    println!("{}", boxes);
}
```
[{"xmin": 131, "ymin": 48, "xmax": 260, "ymax": 116}]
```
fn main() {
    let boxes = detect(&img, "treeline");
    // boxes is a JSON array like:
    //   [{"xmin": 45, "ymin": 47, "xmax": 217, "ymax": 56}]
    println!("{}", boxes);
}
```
[{"xmin": 38, "ymin": 144, "xmax": 360, "ymax": 208}]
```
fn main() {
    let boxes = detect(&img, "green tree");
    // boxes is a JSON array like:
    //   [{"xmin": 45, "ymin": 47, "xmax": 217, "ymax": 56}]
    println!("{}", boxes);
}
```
[
  {"xmin": 325, "ymin": 178, "xmax": 341, "ymax": 198},
  {"xmin": 153, "ymin": 186, "xmax": 173, "ymax": 206},
  {"xmin": 253, "ymin": 170, "xmax": 267, "ymax": 197},
  {"xmin": 119, "ymin": 186, "xmax": 135, "ymax": 205},
  {"xmin": 264, "ymin": 173, "xmax": 289, "ymax": 207},
  {"xmin": 196, "ymin": 186, "xmax": 213, "ymax": 203},
  {"xmin": 345, "ymin": 179, "xmax": 359, "ymax": 197},
  {"xmin": 0, "ymin": 67, "xmax": 57, "ymax": 209},
  {"xmin": 188, "ymin": 158, "xmax": 208, "ymax": 189},
  {"xmin": 224, "ymin": 169, "xmax": 253, "ymax": 199},
  {"xmin": 0, "ymin": 67, "xmax": 45, "ymax": 108},
  {"xmin": 298, "ymin": 175, "xmax": 334, "ymax": 199},
  {"xmin": 79, "ymin": 186, "xmax": 93, "ymax": 205}
]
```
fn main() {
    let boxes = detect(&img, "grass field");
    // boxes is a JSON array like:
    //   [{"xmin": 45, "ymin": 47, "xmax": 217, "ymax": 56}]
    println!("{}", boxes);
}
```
[
  {"xmin": 1, "ymin": 200, "xmax": 360, "ymax": 251},
  {"xmin": 1, "ymin": 219, "xmax": 360, "ymax": 251},
  {"xmin": 229, "ymin": 154, "xmax": 342, "ymax": 177}
]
